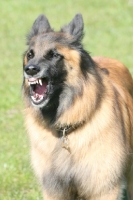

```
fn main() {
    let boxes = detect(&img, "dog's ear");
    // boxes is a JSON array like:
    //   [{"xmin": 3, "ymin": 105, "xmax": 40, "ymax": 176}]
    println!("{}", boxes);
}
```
[
  {"xmin": 61, "ymin": 13, "xmax": 84, "ymax": 41},
  {"xmin": 27, "ymin": 14, "xmax": 53, "ymax": 44}
]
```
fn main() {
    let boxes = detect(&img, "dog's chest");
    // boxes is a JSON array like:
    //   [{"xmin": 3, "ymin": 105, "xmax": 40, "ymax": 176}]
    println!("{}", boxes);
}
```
[
  {"xmin": 42, "ymin": 143, "xmax": 84, "ymax": 199},
  {"xmin": 41, "ymin": 138, "xmax": 103, "ymax": 197},
  {"xmin": 30, "ymin": 125, "xmax": 126, "ymax": 199}
]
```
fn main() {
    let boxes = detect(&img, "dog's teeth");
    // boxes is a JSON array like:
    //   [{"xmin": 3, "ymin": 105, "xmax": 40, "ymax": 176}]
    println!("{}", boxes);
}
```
[
  {"xmin": 39, "ymin": 79, "xmax": 42, "ymax": 86},
  {"xmin": 28, "ymin": 82, "xmax": 30, "ymax": 86},
  {"xmin": 31, "ymin": 95, "xmax": 43, "ymax": 102},
  {"xmin": 31, "ymin": 96, "xmax": 35, "ymax": 101}
]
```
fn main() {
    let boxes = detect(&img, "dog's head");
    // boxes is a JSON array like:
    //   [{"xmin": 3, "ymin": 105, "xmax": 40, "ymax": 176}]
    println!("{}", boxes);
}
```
[{"xmin": 23, "ymin": 14, "xmax": 95, "ymax": 112}]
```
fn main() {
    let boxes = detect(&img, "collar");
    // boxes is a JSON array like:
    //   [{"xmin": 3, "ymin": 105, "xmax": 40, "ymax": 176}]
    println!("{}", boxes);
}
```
[
  {"xmin": 55, "ymin": 123, "xmax": 82, "ymax": 137},
  {"xmin": 54, "ymin": 122, "xmax": 85, "ymax": 152}
]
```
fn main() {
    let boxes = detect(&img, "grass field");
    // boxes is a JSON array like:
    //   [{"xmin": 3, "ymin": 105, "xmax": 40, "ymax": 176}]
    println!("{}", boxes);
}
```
[{"xmin": 0, "ymin": 0, "xmax": 133, "ymax": 199}]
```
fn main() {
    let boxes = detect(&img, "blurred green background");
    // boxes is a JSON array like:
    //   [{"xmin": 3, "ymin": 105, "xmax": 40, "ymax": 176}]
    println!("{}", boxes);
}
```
[{"xmin": 0, "ymin": 0, "xmax": 133, "ymax": 199}]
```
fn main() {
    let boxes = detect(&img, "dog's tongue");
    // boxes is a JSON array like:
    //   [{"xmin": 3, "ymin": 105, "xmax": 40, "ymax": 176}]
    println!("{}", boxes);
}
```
[{"xmin": 34, "ymin": 81, "xmax": 47, "ymax": 95}]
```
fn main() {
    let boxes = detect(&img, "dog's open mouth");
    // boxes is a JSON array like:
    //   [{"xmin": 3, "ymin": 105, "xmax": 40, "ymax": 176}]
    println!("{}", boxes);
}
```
[{"xmin": 28, "ymin": 77, "xmax": 49, "ymax": 105}]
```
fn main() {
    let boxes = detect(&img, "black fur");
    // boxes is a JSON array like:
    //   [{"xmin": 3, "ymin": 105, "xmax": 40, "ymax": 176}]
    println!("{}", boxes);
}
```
[
  {"xmin": 27, "ymin": 14, "xmax": 53, "ymax": 44},
  {"xmin": 27, "ymin": 14, "xmax": 84, "ymax": 49},
  {"xmin": 61, "ymin": 13, "xmax": 84, "ymax": 42}
]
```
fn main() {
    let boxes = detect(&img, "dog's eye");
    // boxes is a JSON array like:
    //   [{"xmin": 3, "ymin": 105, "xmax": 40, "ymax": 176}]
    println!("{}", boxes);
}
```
[
  {"xmin": 45, "ymin": 49, "xmax": 60, "ymax": 60},
  {"xmin": 27, "ymin": 50, "xmax": 34, "ymax": 60}
]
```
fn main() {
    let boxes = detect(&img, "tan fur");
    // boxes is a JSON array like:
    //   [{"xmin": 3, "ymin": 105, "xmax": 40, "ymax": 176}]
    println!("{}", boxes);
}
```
[
  {"xmin": 25, "ymin": 108, "xmax": 57, "ymax": 180},
  {"xmin": 93, "ymin": 56, "xmax": 133, "ymax": 96},
  {"xmin": 57, "ymin": 46, "xmax": 82, "ymax": 86},
  {"xmin": 23, "ymin": 55, "xmax": 28, "ymax": 66},
  {"xmin": 24, "ymin": 54, "xmax": 133, "ymax": 199}
]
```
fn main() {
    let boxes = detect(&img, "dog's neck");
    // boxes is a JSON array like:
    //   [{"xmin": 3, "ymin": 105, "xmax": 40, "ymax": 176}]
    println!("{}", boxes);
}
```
[
  {"xmin": 55, "ymin": 123, "xmax": 83, "ymax": 137},
  {"xmin": 54, "ymin": 122, "xmax": 85, "ymax": 152}
]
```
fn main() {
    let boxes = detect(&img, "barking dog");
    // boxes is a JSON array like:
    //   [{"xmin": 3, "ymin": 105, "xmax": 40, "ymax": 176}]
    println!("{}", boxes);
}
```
[{"xmin": 22, "ymin": 14, "xmax": 133, "ymax": 200}]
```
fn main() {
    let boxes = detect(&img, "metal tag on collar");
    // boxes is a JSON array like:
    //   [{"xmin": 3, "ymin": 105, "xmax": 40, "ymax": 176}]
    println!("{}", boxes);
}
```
[{"xmin": 62, "ymin": 128, "xmax": 70, "ymax": 152}]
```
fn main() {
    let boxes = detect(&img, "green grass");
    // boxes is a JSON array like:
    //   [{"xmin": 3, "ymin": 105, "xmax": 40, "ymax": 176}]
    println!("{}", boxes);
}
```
[{"xmin": 0, "ymin": 0, "xmax": 133, "ymax": 199}]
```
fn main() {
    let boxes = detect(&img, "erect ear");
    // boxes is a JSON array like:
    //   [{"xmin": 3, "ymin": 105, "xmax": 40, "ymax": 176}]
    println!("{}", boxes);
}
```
[
  {"xmin": 61, "ymin": 13, "xmax": 84, "ymax": 41},
  {"xmin": 27, "ymin": 14, "xmax": 53, "ymax": 44}
]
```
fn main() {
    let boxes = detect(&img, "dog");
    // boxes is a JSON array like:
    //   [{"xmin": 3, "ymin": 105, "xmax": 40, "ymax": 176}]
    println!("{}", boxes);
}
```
[{"xmin": 22, "ymin": 14, "xmax": 133, "ymax": 200}]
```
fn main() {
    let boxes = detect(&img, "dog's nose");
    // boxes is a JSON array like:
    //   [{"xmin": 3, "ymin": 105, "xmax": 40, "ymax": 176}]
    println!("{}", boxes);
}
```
[{"xmin": 24, "ymin": 65, "xmax": 40, "ymax": 76}]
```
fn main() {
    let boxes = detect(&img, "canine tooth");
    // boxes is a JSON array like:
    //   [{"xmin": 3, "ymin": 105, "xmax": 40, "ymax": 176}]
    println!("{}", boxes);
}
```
[
  {"xmin": 31, "ymin": 96, "xmax": 35, "ymax": 100},
  {"xmin": 39, "ymin": 79, "xmax": 42, "ymax": 86}
]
